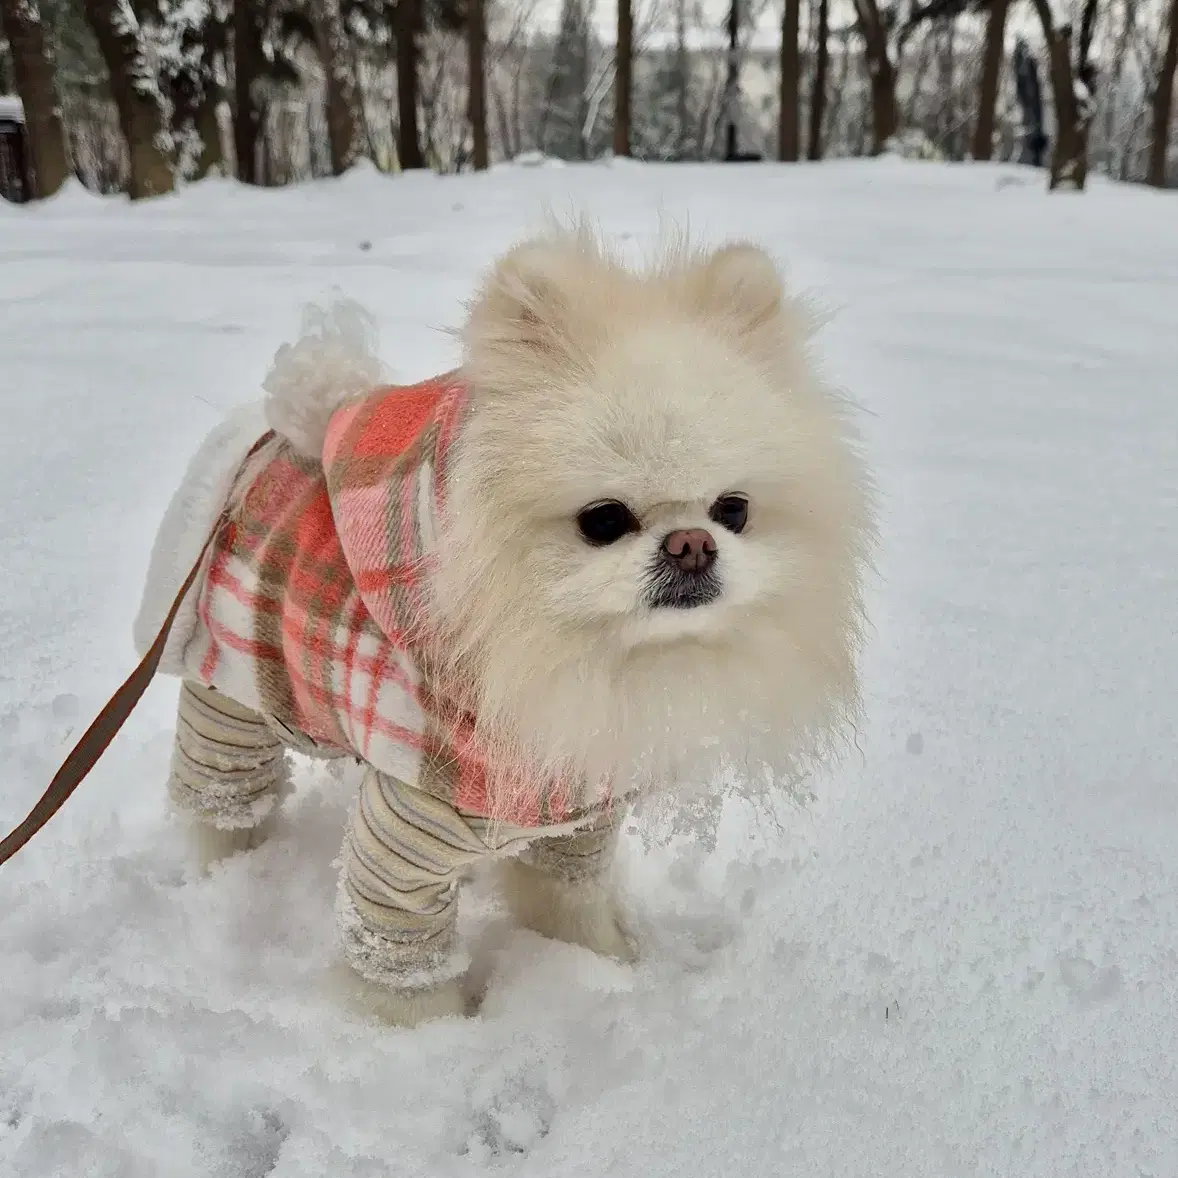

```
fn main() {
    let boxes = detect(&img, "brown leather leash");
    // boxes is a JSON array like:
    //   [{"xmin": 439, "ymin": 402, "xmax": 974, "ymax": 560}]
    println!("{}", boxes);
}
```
[{"xmin": 0, "ymin": 430, "xmax": 275, "ymax": 868}]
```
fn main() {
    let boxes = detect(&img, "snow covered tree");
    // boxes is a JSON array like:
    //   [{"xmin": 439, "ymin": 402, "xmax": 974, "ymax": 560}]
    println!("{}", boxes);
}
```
[
  {"xmin": 1, "ymin": 0, "xmax": 71, "ymax": 195},
  {"xmin": 860, "ymin": 0, "xmax": 992, "ymax": 161},
  {"xmin": 82, "ymin": 0, "xmax": 174, "ymax": 196},
  {"xmin": 629, "ymin": 0, "xmax": 700, "ymax": 160},
  {"xmin": 538, "ymin": 0, "xmax": 592, "ymax": 158},
  {"xmin": 1029, "ymin": 0, "xmax": 1100, "ymax": 189},
  {"xmin": 337, "ymin": 0, "xmax": 466, "ymax": 170},
  {"xmin": 309, "ymin": 0, "xmax": 363, "ymax": 171},
  {"xmin": 83, "ymin": 0, "xmax": 224, "ymax": 187},
  {"xmin": 154, "ymin": 1, "xmax": 228, "ymax": 179},
  {"xmin": 233, "ymin": 0, "xmax": 370, "ymax": 179},
  {"xmin": 182, "ymin": 8, "xmax": 227, "ymax": 177}
]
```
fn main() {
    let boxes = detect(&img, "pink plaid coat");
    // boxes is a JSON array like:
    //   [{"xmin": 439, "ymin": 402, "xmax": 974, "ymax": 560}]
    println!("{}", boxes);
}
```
[{"xmin": 182, "ymin": 375, "xmax": 573, "ymax": 827}]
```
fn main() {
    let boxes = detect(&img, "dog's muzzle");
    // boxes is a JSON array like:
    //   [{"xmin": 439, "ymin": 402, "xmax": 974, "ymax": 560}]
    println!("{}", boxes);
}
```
[{"xmin": 645, "ymin": 530, "xmax": 723, "ymax": 609}]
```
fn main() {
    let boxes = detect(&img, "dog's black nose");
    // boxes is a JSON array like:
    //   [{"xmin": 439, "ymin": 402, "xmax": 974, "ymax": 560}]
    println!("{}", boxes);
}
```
[{"xmin": 661, "ymin": 528, "xmax": 717, "ymax": 574}]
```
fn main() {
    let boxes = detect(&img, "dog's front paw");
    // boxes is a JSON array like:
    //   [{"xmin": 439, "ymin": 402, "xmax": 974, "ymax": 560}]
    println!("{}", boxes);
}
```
[
  {"xmin": 498, "ymin": 860, "xmax": 636, "ymax": 963},
  {"xmin": 329, "ymin": 964, "xmax": 469, "ymax": 1027},
  {"xmin": 365, "ymin": 978, "xmax": 469, "ymax": 1027},
  {"xmin": 188, "ymin": 814, "xmax": 274, "ymax": 872}
]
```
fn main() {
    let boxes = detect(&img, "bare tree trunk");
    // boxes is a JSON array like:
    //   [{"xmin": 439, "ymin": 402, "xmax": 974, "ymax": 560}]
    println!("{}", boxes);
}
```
[
  {"xmin": 192, "ymin": 90, "xmax": 223, "ymax": 178},
  {"xmin": 1, "ymin": 0, "xmax": 70, "ymax": 197},
  {"xmin": 311, "ymin": 0, "xmax": 364, "ymax": 174},
  {"xmin": 614, "ymin": 0, "xmax": 632, "ymax": 155},
  {"xmin": 467, "ymin": 0, "xmax": 489, "ymax": 168},
  {"xmin": 937, "ymin": 17, "xmax": 956, "ymax": 154},
  {"xmin": 1031, "ymin": 0, "xmax": 1096, "ymax": 190},
  {"xmin": 234, "ymin": 0, "xmax": 265, "ymax": 184},
  {"xmin": 724, "ymin": 0, "xmax": 739, "ymax": 157},
  {"xmin": 511, "ymin": 43, "xmax": 523, "ymax": 155},
  {"xmin": 84, "ymin": 0, "xmax": 174, "ymax": 198},
  {"xmin": 396, "ymin": 0, "xmax": 424, "ymax": 169},
  {"xmin": 869, "ymin": 57, "xmax": 899, "ymax": 151},
  {"xmin": 807, "ymin": 0, "xmax": 829, "ymax": 159},
  {"xmin": 778, "ymin": 0, "xmax": 800, "ymax": 160},
  {"xmin": 492, "ymin": 81, "xmax": 511, "ymax": 159},
  {"xmin": 674, "ymin": 0, "xmax": 689, "ymax": 155},
  {"xmin": 971, "ymin": 0, "xmax": 1008, "ymax": 160},
  {"xmin": 855, "ymin": 0, "xmax": 899, "ymax": 152},
  {"xmin": 1148, "ymin": 0, "xmax": 1178, "ymax": 186},
  {"xmin": 1045, "ymin": 29, "xmax": 1086, "ymax": 188}
]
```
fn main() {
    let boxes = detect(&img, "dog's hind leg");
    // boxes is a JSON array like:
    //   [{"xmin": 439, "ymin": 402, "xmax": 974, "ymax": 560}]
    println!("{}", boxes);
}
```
[
  {"xmin": 498, "ymin": 807, "xmax": 635, "ymax": 963},
  {"xmin": 168, "ymin": 680, "xmax": 289, "ymax": 870}
]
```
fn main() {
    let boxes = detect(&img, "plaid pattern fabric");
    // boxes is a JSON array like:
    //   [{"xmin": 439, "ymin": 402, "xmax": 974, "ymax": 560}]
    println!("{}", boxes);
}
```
[{"xmin": 185, "ymin": 374, "xmax": 572, "ymax": 827}]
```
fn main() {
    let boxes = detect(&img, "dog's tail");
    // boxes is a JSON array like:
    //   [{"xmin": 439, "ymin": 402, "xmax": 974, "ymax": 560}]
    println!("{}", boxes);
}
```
[{"xmin": 262, "ymin": 297, "xmax": 388, "ymax": 461}]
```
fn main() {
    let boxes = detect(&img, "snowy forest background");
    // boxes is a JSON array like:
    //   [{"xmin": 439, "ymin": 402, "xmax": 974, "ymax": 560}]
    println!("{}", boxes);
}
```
[{"xmin": 1, "ymin": 0, "xmax": 1176, "ymax": 201}]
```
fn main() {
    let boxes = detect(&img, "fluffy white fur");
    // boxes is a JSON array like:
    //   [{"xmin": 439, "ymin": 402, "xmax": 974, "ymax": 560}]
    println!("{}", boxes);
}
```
[
  {"xmin": 262, "ymin": 298, "xmax": 387, "ymax": 460},
  {"xmin": 133, "ymin": 401, "xmax": 269, "ymax": 672},
  {"xmin": 497, "ymin": 857, "xmax": 635, "ymax": 962},
  {"xmin": 136, "ymin": 301, "xmax": 383, "ymax": 677},
  {"xmin": 423, "ymin": 227, "xmax": 874, "ymax": 817}
]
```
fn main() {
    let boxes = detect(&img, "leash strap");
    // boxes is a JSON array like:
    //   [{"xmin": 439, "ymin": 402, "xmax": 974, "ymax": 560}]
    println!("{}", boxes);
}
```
[{"xmin": 0, "ymin": 431, "xmax": 276, "ymax": 868}]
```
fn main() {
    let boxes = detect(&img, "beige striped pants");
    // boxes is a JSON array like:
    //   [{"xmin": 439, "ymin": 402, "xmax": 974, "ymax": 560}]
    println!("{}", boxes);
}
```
[{"xmin": 170, "ymin": 681, "xmax": 621, "ymax": 988}]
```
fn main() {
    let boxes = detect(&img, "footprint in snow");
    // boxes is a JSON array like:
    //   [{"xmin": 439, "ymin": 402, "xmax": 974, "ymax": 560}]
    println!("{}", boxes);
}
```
[
  {"xmin": 2, "ymin": 694, "xmax": 81, "ymax": 751},
  {"xmin": 1, "ymin": 1088, "xmax": 24, "ymax": 1133},
  {"xmin": 213, "ymin": 1107, "xmax": 289, "ymax": 1178},
  {"xmin": 458, "ymin": 1067, "xmax": 556, "ymax": 1162}
]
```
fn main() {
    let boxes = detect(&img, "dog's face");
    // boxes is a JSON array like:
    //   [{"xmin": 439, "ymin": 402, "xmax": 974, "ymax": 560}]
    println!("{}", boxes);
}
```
[
  {"xmin": 426, "ymin": 229, "xmax": 873, "ymax": 813},
  {"xmin": 503, "ymin": 312, "xmax": 822, "ymax": 652}
]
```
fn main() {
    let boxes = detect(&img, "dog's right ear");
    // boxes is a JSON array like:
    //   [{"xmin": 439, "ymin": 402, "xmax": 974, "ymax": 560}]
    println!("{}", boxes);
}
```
[{"xmin": 465, "ymin": 234, "xmax": 591, "ymax": 373}]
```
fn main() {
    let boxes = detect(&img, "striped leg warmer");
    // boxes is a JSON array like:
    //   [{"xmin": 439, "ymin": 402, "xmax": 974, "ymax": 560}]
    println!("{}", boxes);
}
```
[
  {"xmin": 168, "ymin": 681, "xmax": 289, "ymax": 830},
  {"xmin": 337, "ymin": 767, "xmax": 603, "ymax": 989},
  {"xmin": 515, "ymin": 806, "xmax": 623, "ymax": 883}
]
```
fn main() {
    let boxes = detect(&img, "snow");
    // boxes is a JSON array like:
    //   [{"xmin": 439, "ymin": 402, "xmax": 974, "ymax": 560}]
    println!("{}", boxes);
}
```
[
  {"xmin": 2, "ymin": 160, "xmax": 1177, "ymax": 1176},
  {"xmin": 0, "ymin": 95, "xmax": 25, "ymax": 124}
]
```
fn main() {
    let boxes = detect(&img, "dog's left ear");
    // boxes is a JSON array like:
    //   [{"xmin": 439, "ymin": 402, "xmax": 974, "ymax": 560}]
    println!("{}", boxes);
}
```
[{"xmin": 686, "ymin": 243, "xmax": 792, "ymax": 353}]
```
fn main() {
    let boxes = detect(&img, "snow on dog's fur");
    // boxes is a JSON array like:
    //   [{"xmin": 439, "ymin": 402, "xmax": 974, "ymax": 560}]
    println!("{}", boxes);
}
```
[{"xmin": 422, "ymin": 226, "xmax": 874, "ymax": 818}]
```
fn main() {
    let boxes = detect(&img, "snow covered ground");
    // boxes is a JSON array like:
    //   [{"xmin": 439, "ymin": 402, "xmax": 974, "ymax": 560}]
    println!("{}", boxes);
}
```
[{"xmin": 2, "ymin": 159, "xmax": 1177, "ymax": 1177}]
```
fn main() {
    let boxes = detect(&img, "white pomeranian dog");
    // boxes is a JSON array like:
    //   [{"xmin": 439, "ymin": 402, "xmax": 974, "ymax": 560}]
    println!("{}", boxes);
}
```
[{"xmin": 133, "ymin": 225, "xmax": 873, "ymax": 1026}]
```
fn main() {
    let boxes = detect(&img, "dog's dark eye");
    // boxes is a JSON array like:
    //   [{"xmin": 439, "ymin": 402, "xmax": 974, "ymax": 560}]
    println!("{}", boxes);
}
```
[
  {"xmin": 576, "ymin": 501, "xmax": 640, "ymax": 545},
  {"xmin": 710, "ymin": 494, "xmax": 749, "ymax": 534}
]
